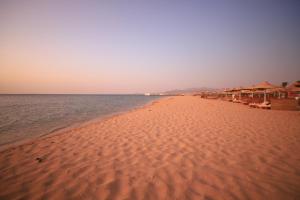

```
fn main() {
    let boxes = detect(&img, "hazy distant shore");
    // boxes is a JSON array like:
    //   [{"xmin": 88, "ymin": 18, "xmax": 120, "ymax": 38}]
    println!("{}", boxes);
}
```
[{"xmin": 0, "ymin": 96, "xmax": 300, "ymax": 200}]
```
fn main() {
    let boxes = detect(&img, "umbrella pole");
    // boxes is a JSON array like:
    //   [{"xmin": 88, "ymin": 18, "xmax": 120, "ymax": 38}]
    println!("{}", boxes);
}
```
[{"xmin": 264, "ymin": 90, "xmax": 267, "ymax": 102}]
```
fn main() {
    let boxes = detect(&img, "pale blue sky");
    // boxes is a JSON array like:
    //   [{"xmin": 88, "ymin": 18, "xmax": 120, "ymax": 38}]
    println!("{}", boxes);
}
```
[{"xmin": 1, "ymin": 0, "xmax": 300, "ymax": 93}]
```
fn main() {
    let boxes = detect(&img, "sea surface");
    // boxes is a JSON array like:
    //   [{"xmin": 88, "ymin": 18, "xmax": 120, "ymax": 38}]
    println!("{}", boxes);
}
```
[{"xmin": 0, "ymin": 94, "xmax": 161, "ymax": 146}]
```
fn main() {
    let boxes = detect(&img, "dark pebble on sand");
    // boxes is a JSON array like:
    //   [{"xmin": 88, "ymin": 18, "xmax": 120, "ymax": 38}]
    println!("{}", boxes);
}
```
[{"xmin": 36, "ymin": 157, "xmax": 44, "ymax": 163}]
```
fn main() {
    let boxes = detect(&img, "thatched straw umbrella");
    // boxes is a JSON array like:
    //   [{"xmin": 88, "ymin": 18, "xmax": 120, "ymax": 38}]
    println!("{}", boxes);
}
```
[
  {"xmin": 266, "ymin": 87, "xmax": 286, "ymax": 99},
  {"xmin": 231, "ymin": 87, "xmax": 242, "ymax": 100},
  {"xmin": 240, "ymin": 85, "xmax": 254, "ymax": 99},
  {"xmin": 223, "ymin": 89, "xmax": 232, "ymax": 99},
  {"xmin": 223, "ymin": 88, "xmax": 235, "ymax": 100},
  {"xmin": 241, "ymin": 86, "xmax": 254, "ymax": 98},
  {"xmin": 287, "ymin": 81, "xmax": 300, "ymax": 91},
  {"xmin": 286, "ymin": 81, "xmax": 300, "ymax": 98},
  {"xmin": 253, "ymin": 81, "xmax": 279, "ymax": 102}
]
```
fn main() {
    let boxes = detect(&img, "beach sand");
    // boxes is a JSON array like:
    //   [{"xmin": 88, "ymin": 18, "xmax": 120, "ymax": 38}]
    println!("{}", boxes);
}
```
[{"xmin": 0, "ymin": 96, "xmax": 300, "ymax": 200}]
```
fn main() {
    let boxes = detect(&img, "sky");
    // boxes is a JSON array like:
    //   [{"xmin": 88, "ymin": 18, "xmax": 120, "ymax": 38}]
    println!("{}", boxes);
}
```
[{"xmin": 1, "ymin": 0, "xmax": 300, "ymax": 94}]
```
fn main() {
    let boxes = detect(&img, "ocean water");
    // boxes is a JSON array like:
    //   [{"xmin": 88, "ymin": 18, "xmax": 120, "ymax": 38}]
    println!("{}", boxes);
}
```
[{"xmin": 0, "ymin": 94, "xmax": 161, "ymax": 146}]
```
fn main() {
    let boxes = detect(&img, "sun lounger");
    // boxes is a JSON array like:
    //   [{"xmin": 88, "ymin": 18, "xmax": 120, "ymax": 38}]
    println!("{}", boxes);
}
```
[
  {"xmin": 249, "ymin": 103, "xmax": 259, "ymax": 108},
  {"xmin": 241, "ymin": 100, "xmax": 249, "ymax": 105},
  {"xmin": 232, "ymin": 98, "xmax": 241, "ymax": 103},
  {"xmin": 257, "ymin": 102, "xmax": 271, "ymax": 109}
]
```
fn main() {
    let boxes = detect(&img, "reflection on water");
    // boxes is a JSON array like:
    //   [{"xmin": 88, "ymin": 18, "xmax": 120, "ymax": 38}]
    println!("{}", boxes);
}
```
[{"xmin": 0, "ymin": 94, "xmax": 160, "ymax": 145}]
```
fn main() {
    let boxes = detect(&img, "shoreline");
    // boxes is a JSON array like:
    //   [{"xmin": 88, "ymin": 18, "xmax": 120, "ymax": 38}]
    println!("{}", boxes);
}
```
[
  {"xmin": 0, "ymin": 97, "xmax": 166, "ymax": 152},
  {"xmin": 0, "ymin": 95, "xmax": 297, "ymax": 152},
  {"xmin": 1, "ymin": 96, "xmax": 299, "ymax": 200}
]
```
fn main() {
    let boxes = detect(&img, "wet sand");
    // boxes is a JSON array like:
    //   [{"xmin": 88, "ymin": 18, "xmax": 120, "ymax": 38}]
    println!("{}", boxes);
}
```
[{"xmin": 0, "ymin": 96, "xmax": 300, "ymax": 200}]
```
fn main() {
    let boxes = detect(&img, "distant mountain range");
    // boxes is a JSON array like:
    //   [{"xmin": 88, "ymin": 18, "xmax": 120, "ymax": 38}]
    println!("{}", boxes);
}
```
[{"xmin": 163, "ymin": 87, "xmax": 220, "ymax": 95}]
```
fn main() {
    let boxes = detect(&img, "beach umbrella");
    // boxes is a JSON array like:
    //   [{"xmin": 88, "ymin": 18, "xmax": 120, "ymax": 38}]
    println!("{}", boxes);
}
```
[
  {"xmin": 224, "ymin": 88, "xmax": 236, "ymax": 99},
  {"xmin": 287, "ymin": 81, "xmax": 300, "ymax": 92},
  {"xmin": 236, "ymin": 87, "xmax": 243, "ymax": 99},
  {"xmin": 266, "ymin": 87, "xmax": 286, "ymax": 99},
  {"xmin": 253, "ymin": 81, "xmax": 279, "ymax": 90},
  {"xmin": 263, "ymin": 90, "xmax": 267, "ymax": 102},
  {"xmin": 223, "ymin": 88, "xmax": 233, "ymax": 98},
  {"xmin": 240, "ymin": 86, "xmax": 253, "ymax": 98},
  {"xmin": 230, "ymin": 87, "xmax": 242, "ymax": 100},
  {"xmin": 242, "ymin": 85, "xmax": 255, "ymax": 98},
  {"xmin": 253, "ymin": 81, "xmax": 279, "ymax": 102},
  {"xmin": 286, "ymin": 81, "xmax": 300, "ymax": 98},
  {"xmin": 290, "ymin": 87, "xmax": 300, "ymax": 92}
]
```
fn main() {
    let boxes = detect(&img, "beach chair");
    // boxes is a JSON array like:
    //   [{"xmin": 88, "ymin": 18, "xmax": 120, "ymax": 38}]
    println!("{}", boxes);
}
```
[
  {"xmin": 257, "ymin": 102, "xmax": 271, "ymax": 109},
  {"xmin": 241, "ymin": 100, "xmax": 249, "ymax": 105},
  {"xmin": 232, "ymin": 98, "xmax": 241, "ymax": 103},
  {"xmin": 249, "ymin": 102, "xmax": 258, "ymax": 108}
]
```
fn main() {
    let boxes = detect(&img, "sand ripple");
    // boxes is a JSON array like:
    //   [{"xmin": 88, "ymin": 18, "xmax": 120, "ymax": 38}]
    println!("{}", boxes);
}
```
[{"xmin": 0, "ymin": 96, "xmax": 300, "ymax": 200}]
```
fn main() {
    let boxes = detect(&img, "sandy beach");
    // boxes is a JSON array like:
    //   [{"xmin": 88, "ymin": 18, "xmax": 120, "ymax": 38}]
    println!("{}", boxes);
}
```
[{"xmin": 0, "ymin": 96, "xmax": 299, "ymax": 200}]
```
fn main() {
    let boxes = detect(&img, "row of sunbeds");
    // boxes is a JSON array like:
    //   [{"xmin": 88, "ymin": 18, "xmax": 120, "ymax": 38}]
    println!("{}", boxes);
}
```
[{"xmin": 231, "ymin": 98, "xmax": 271, "ymax": 109}]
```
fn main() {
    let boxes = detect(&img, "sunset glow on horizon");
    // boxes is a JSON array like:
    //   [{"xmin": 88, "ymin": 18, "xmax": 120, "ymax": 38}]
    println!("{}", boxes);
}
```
[{"xmin": 1, "ymin": 0, "xmax": 300, "ymax": 94}]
